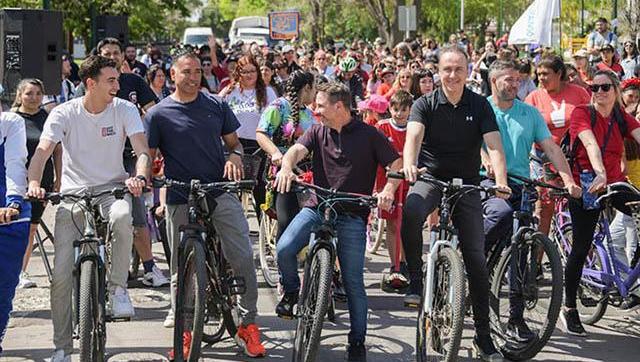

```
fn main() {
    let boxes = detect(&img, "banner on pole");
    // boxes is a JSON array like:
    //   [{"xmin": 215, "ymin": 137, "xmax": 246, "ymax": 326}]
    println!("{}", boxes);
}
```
[
  {"xmin": 508, "ymin": 0, "xmax": 560, "ymax": 46},
  {"xmin": 268, "ymin": 11, "xmax": 300, "ymax": 40}
]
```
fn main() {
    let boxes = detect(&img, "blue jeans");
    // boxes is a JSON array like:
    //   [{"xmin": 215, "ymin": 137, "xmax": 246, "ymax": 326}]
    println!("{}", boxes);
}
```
[{"xmin": 277, "ymin": 207, "xmax": 368, "ymax": 344}]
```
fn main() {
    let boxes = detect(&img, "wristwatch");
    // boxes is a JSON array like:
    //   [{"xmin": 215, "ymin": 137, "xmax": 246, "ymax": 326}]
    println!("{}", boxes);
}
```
[
  {"xmin": 231, "ymin": 149, "xmax": 243, "ymax": 157},
  {"xmin": 6, "ymin": 202, "xmax": 21, "ymax": 212},
  {"xmin": 135, "ymin": 175, "xmax": 147, "ymax": 183}
]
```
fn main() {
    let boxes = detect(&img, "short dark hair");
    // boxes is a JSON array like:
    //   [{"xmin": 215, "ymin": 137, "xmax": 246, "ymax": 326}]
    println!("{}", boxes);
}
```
[
  {"xmin": 124, "ymin": 43, "xmax": 136, "ymax": 50},
  {"xmin": 488, "ymin": 60, "xmax": 519, "ymax": 80},
  {"xmin": 438, "ymin": 45, "xmax": 469, "ymax": 64},
  {"xmin": 79, "ymin": 55, "xmax": 117, "ymax": 86},
  {"xmin": 537, "ymin": 55, "xmax": 568, "ymax": 81},
  {"xmin": 596, "ymin": 17, "xmax": 608, "ymax": 24},
  {"xmin": 316, "ymin": 81, "xmax": 351, "ymax": 109},
  {"xmin": 96, "ymin": 37, "xmax": 122, "ymax": 53},
  {"xmin": 390, "ymin": 90, "xmax": 413, "ymax": 109}
]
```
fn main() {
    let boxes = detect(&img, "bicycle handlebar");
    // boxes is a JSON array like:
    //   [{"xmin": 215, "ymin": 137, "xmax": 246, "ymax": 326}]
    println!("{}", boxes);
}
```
[
  {"xmin": 27, "ymin": 186, "xmax": 145, "ymax": 205},
  {"xmin": 291, "ymin": 181, "xmax": 378, "ymax": 208},
  {"xmin": 386, "ymin": 171, "xmax": 497, "ymax": 196},
  {"xmin": 595, "ymin": 182, "xmax": 640, "ymax": 205},
  {"xmin": 152, "ymin": 177, "xmax": 256, "ymax": 193}
]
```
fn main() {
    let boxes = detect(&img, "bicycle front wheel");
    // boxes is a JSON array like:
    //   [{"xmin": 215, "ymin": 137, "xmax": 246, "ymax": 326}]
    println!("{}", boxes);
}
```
[
  {"xmin": 489, "ymin": 232, "xmax": 563, "ymax": 361},
  {"xmin": 78, "ymin": 259, "xmax": 105, "ymax": 362},
  {"xmin": 174, "ymin": 239, "xmax": 208, "ymax": 362},
  {"xmin": 292, "ymin": 247, "xmax": 332, "ymax": 362},
  {"xmin": 417, "ymin": 247, "xmax": 465, "ymax": 362},
  {"xmin": 258, "ymin": 211, "xmax": 280, "ymax": 287},
  {"xmin": 366, "ymin": 214, "xmax": 385, "ymax": 254}
]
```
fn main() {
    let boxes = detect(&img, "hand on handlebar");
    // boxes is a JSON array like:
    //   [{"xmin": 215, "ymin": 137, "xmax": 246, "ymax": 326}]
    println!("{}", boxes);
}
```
[
  {"xmin": 401, "ymin": 166, "xmax": 427, "ymax": 183},
  {"xmin": 224, "ymin": 154, "xmax": 244, "ymax": 181},
  {"xmin": 494, "ymin": 183, "xmax": 512, "ymax": 200},
  {"xmin": 589, "ymin": 174, "xmax": 607, "ymax": 194},
  {"xmin": 125, "ymin": 177, "xmax": 146, "ymax": 197},
  {"xmin": 566, "ymin": 183, "xmax": 582, "ymax": 199},
  {"xmin": 376, "ymin": 188, "xmax": 395, "ymax": 211},
  {"xmin": 27, "ymin": 181, "xmax": 46, "ymax": 200},
  {"xmin": 0, "ymin": 207, "xmax": 19, "ymax": 224},
  {"xmin": 274, "ymin": 167, "xmax": 297, "ymax": 193}
]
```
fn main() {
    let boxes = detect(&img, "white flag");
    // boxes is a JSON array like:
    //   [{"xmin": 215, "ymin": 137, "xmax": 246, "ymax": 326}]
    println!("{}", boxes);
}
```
[{"xmin": 508, "ymin": 0, "xmax": 560, "ymax": 46}]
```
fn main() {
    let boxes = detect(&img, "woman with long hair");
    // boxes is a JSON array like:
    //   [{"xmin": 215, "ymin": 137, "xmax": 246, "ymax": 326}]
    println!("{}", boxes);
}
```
[
  {"xmin": 526, "ymin": 56, "xmax": 592, "ymax": 240},
  {"xmin": 564, "ymin": 70, "xmax": 640, "ymax": 334},
  {"xmin": 256, "ymin": 70, "xmax": 316, "ymax": 240},
  {"xmin": 146, "ymin": 64, "xmax": 171, "ymax": 100},
  {"xmin": 410, "ymin": 69, "xmax": 434, "ymax": 99},
  {"xmin": 220, "ymin": 55, "xmax": 277, "ymax": 217},
  {"xmin": 260, "ymin": 60, "xmax": 283, "ymax": 96},
  {"xmin": 10, "ymin": 78, "xmax": 62, "ymax": 289},
  {"xmin": 621, "ymin": 41, "xmax": 640, "ymax": 80}
]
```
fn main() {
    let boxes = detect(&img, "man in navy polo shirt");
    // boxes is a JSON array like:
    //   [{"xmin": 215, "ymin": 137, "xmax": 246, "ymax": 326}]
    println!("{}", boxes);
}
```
[
  {"xmin": 144, "ymin": 50, "xmax": 266, "ymax": 358},
  {"xmin": 274, "ymin": 82, "xmax": 403, "ymax": 361}
]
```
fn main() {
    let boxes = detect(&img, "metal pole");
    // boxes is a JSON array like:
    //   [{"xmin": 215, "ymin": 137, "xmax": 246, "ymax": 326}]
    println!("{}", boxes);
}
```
[
  {"xmin": 460, "ymin": 0, "xmax": 464, "ymax": 31},
  {"xmin": 498, "ymin": 0, "xmax": 503, "ymax": 36},
  {"xmin": 42, "ymin": 0, "xmax": 50, "ymax": 9},
  {"xmin": 581, "ymin": 0, "xmax": 584, "ymax": 36},
  {"xmin": 405, "ymin": 6, "xmax": 410, "ymax": 40}
]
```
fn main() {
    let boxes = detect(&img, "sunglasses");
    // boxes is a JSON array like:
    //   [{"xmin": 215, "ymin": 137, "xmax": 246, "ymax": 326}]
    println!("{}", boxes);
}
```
[
  {"xmin": 202, "ymin": 62, "xmax": 212, "ymax": 66},
  {"xmin": 590, "ymin": 83, "xmax": 613, "ymax": 93}
]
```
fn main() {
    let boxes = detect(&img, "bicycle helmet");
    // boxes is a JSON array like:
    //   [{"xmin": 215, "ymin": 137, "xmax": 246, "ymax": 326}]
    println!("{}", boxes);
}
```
[{"xmin": 339, "ymin": 57, "xmax": 357, "ymax": 72}]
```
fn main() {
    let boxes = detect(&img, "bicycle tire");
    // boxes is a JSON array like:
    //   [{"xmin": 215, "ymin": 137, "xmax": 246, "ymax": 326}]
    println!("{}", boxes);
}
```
[
  {"xmin": 78, "ymin": 260, "xmax": 104, "ymax": 362},
  {"xmin": 366, "ymin": 215, "xmax": 385, "ymax": 254},
  {"xmin": 129, "ymin": 247, "xmax": 141, "ymax": 280},
  {"xmin": 202, "ymin": 259, "xmax": 240, "ymax": 344},
  {"xmin": 292, "ymin": 247, "xmax": 333, "ymax": 362},
  {"xmin": 174, "ymin": 240, "xmax": 207, "ymax": 362},
  {"xmin": 417, "ymin": 247, "xmax": 465, "ymax": 362},
  {"xmin": 258, "ymin": 210, "xmax": 280, "ymax": 287},
  {"xmin": 489, "ymin": 232, "xmax": 562, "ymax": 361}
]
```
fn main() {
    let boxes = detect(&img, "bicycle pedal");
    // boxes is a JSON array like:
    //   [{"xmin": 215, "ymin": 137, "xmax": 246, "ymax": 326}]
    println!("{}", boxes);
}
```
[
  {"xmin": 277, "ymin": 314, "xmax": 295, "ymax": 320},
  {"xmin": 106, "ymin": 316, "xmax": 132, "ymax": 322},
  {"xmin": 404, "ymin": 301, "xmax": 419, "ymax": 308},
  {"xmin": 579, "ymin": 297, "xmax": 598, "ymax": 308},
  {"xmin": 227, "ymin": 276, "xmax": 246, "ymax": 295}
]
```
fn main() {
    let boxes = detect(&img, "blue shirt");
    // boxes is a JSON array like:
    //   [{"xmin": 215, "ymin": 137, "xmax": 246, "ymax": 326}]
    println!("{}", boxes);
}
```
[
  {"xmin": 487, "ymin": 97, "xmax": 551, "ymax": 181},
  {"xmin": 144, "ymin": 93, "xmax": 240, "ymax": 204}
]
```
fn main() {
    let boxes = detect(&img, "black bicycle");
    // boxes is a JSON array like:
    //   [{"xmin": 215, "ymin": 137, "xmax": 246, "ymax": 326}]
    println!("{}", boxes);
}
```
[
  {"xmin": 288, "ymin": 181, "xmax": 378, "ymax": 362},
  {"xmin": 486, "ymin": 174, "xmax": 564, "ymax": 361},
  {"xmin": 154, "ymin": 177, "xmax": 255, "ymax": 362},
  {"xmin": 32, "ymin": 187, "xmax": 137, "ymax": 362}
]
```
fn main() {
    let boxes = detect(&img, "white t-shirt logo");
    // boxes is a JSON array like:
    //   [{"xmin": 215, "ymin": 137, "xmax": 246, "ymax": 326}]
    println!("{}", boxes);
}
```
[
  {"xmin": 101, "ymin": 126, "xmax": 115, "ymax": 137},
  {"xmin": 466, "ymin": 115, "xmax": 473, "ymax": 122}
]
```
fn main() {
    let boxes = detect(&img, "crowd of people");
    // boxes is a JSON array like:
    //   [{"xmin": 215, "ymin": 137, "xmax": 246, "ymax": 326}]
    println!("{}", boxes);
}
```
[{"xmin": 1, "ymin": 14, "xmax": 640, "ymax": 362}]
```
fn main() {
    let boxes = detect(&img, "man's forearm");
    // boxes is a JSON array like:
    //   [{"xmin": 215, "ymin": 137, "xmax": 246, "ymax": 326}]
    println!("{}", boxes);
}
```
[
  {"xmin": 27, "ymin": 151, "xmax": 49, "ymax": 186},
  {"xmin": 382, "ymin": 158, "xmax": 403, "ymax": 193},
  {"xmin": 135, "ymin": 152, "xmax": 152, "ymax": 180},
  {"xmin": 488, "ymin": 148, "xmax": 508, "ymax": 185},
  {"xmin": 281, "ymin": 145, "xmax": 306, "ymax": 171},
  {"xmin": 545, "ymin": 144, "xmax": 576, "ymax": 185}
]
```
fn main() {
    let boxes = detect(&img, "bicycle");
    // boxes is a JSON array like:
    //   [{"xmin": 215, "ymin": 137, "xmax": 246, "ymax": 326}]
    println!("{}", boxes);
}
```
[
  {"xmin": 288, "ymin": 181, "xmax": 378, "ymax": 362},
  {"xmin": 561, "ymin": 182, "xmax": 640, "ymax": 325},
  {"xmin": 486, "ymin": 174, "xmax": 564, "ymax": 361},
  {"xmin": 32, "ymin": 221, "xmax": 55, "ymax": 283},
  {"xmin": 388, "ymin": 172, "xmax": 495, "ymax": 362},
  {"xmin": 31, "ymin": 187, "xmax": 136, "ymax": 362},
  {"xmin": 154, "ymin": 177, "xmax": 254, "ymax": 361}
]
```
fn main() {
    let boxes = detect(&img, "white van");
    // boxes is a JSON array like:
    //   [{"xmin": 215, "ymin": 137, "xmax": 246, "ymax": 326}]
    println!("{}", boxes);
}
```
[
  {"xmin": 182, "ymin": 27, "xmax": 213, "ymax": 47},
  {"xmin": 228, "ymin": 16, "xmax": 271, "ymax": 46}
]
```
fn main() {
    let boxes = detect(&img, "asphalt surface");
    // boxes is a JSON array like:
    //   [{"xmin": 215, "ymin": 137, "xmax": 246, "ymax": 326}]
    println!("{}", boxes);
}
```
[{"xmin": 2, "ymin": 207, "xmax": 639, "ymax": 361}]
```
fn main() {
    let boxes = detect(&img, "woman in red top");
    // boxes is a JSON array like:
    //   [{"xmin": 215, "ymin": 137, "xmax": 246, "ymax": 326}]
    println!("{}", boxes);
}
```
[
  {"xmin": 526, "ymin": 56, "xmax": 591, "ymax": 238},
  {"xmin": 564, "ymin": 70, "xmax": 640, "ymax": 336}
]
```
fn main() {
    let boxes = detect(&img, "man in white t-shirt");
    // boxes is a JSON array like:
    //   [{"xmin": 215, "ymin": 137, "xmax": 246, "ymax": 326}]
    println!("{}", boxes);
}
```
[{"xmin": 26, "ymin": 55, "xmax": 151, "ymax": 362}]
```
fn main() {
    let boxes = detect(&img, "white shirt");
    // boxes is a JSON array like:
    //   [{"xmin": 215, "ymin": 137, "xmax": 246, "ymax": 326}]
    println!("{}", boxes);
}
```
[
  {"xmin": 224, "ymin": 86, "xmax": 277, "ymax": 140},
  {"xmin": 0, "ymin": 112, "xmax": 27, "ymax": 200},
  {"xmin": 40, "ymin": 97, "xmax": 144, "ymax": 192}
]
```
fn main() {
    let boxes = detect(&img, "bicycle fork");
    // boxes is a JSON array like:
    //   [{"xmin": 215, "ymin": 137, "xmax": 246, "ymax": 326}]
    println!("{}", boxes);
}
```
[{"xmin": 423, "ymin": 231, "xmax": 460, "ymax": 316}]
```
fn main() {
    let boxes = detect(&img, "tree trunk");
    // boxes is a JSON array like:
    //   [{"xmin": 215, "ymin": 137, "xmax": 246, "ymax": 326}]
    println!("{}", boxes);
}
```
[{"xmin": 359, "ymin": 0, "xmax": 394, "ymax": 45}]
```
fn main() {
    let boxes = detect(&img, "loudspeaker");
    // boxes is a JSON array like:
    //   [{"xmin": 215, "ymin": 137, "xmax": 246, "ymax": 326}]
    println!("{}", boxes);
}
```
[
  {"xmin": 95, "ymin": 15, "xmax": 128, "ymax": 47},
  {"xmin": 0, "ymin": 9, "xmax": 63, "ymax": 100}
]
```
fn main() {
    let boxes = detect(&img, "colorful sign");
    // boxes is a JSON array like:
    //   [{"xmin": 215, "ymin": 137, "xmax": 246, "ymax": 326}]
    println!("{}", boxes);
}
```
[{"xmin": 268, "ymin": 11, "xmax": 300, "ymax": 40}]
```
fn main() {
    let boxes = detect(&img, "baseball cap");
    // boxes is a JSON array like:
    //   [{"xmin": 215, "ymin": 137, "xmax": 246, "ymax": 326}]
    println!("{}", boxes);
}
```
[
  {"xmin": 600, "ymin": 44, "xmax": 615, "ymax": 52},
  {"xmin": 357, "ymin": 95, "xmax": 389, "ymax": 114},
  {"xmin": 573, "ymin": 48, "xmax": 589, "ymax": 58},
  {"xmin": 380, "ymin": 67, "xmax": 395, "ymax": 77},
  {"xmin": 282, "ymin": 45, "xmax": 294, "ymax": 53}
]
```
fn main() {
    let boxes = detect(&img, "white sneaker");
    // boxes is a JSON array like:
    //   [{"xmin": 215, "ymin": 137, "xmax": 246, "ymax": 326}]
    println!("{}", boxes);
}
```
[
  {"xmin": 18, "ymin": 272, "xmax": 37, "ymax": 289},
  {"xmin": 163, "ymin": 310, "xmax": 175, "ymax": 328},
  {"xmin": 110, "ymin": 286, "xmax": 135, "ymax": 318},
  {"xmin": 142, "ymin": 265, "xmax": 170, "ymax": 287},
  {"xmin": 49, "ymin": 349, "xmax": 71, "ymax": 362}
]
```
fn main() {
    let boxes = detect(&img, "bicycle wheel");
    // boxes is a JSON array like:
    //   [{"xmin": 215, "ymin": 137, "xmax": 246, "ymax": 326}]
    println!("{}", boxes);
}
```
[
  {"xmin": 157, "ymin": 216, "xmax": 171, "ymax": 268},
  {"xmin": 258, "ymin": 210, "xmax": 280, "ymax": 287},
  {"xmin": 416, "ymin": 247, "xmax": 465, "ymax": 362},
  {"xmin": 174, "ymin": 240, "xmax": 208, "ymax": 362},
  {"xmin": 366, "ymin": 214, "xmax": 385, "ymax": 254},
  {"xmin": 202, "ymin": 259, "xmax": 240, "ymax": 344},
  {"xmin": 78, "ymin": 259, "xmax": 105, "ymax": 362},
  {"xmin": 129, "ymin": 246, "xmax": 141, "ymax": 280},
  {"xmin": 489, "ymin": 232, "xmax": 562, "ymax": 361},
  {"xmin": 576, "ymin": 244, "xmax": 608, "ymax": 325},
  {"xmin": 292, "ymin": 247, "xmax": 333, "ymax": 362}
]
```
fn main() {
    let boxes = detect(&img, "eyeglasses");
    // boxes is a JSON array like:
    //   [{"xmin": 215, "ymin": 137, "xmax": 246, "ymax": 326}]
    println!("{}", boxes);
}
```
[
  {"xmin": 240, "ymin": 69, "xmax": 258, "ymax": 75},
  {"xmin": 202, "ymin": 62, "xmax": 212, "ymax": 66},
  {"xmin": 589, "ymin": 83, "xmax": 613, "ymax": 93}
]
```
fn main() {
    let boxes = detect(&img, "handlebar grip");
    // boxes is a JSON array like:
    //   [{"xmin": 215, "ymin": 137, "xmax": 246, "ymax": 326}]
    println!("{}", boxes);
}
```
[{"xmin": 386, "ymin": 171, "xmax": 405, "ymax": 180}]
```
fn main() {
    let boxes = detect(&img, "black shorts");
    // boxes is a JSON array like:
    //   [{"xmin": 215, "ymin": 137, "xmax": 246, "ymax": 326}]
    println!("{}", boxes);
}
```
[{"xmin": 30, "ymin": 199, "xmax": 46, "ymax": 224}]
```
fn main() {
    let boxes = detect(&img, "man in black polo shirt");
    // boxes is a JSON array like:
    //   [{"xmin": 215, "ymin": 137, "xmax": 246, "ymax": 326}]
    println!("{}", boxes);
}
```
[
  {"xmin": 274, "ymin": 82, "xmax": 402, "ymax": 361},
  {"xmin": 402, "ymin": 46, "xmax": 511, "ymax": 361}
]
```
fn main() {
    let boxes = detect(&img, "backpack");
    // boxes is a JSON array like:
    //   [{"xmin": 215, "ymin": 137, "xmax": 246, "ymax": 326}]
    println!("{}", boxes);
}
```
[{"xmin": 563, "ymin": 105, "xmax": 628, "ymax": 171}]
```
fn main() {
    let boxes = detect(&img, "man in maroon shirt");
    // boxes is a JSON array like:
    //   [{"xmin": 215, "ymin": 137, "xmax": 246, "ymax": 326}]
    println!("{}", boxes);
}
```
[{"xmin": 274, "ymin": 82, "xmax": 402, "ymax": 361}]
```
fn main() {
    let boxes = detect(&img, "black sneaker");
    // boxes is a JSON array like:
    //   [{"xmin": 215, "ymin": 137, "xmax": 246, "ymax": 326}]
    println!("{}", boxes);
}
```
[
  {"xmin": 403, "ymin": 275, "xmax": 422, "ymax": 307},
  {"xmin": 275, "ymin": 292, "xmax": 298, "ymax": 319},
  {"xmin": 399, "ymin": 262, "xmax": 409, "ymax": 278},
  {"xmin": 560, "ymin": 309, "xmax": 587, "ymax": 336},
  {"xmin": 620, "ymin": 295, "xmax": 640, "ymax": 311},
  {"xmin": 346, "ymin": 342, "xmax": 366, "ymax": 362},
  {"xmin": 505, "ymin": 318, "xmax": 537, "ymax": 343},
  {"xmin": 472, "ymin": 334, "xmax": 504, "ymax": 362}
]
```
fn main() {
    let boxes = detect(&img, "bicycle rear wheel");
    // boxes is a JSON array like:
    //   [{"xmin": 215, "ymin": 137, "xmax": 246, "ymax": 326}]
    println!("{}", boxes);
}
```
[
  {"xmin": 489, "ymin": 232, "xmax": 562, "ymax": 361},
  {"xmin": 292, "ymin": 247, "xmax": 333, "ymax": 362},
  {"xmin": 174, "ymin": 239, "xmax": 207, "ymax": 361},
  {"xmin": 258, "ymin": 210, "xmax": 280, "ymax": 287},
  {"xmin": 78, "ymin": 259, "xmax": 106, "ymax": 362},
  {"xmin": 366, "ymin": 214, "xmax": 385, "ymax": 254},
  {"xmin": 576, "ymin": 244, "xmax": 608, "ymax": 325},
  {"xmin": 202, "ymin": 258, "xmax": 240, "ymax": 344},
  {"xmin": 417, "ymin": 247, "xmax": 465, "ymax": 362}
]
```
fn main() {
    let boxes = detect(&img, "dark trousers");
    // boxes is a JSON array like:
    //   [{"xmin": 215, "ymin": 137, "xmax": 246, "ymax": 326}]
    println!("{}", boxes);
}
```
[
  {"xmin": 566, "ymin": 192, "xmax": 640, "ymax": 308},
  {"xmin": 275, "ymin": 191, "xmax": 300, "ymax": 240},
  {"xmin": 401, "ymin": 179, "xmax": 491, "ymax": 336},
  {"xmin": 239, "ymin": 138, "xmax": 267, "ymax": 220}
]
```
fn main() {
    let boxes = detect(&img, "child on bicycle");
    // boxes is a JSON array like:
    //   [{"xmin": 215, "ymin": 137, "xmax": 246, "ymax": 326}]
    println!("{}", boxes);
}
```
[{"xmin": 374, "ymin": 90, "xmax": 412, "ymax": 292}]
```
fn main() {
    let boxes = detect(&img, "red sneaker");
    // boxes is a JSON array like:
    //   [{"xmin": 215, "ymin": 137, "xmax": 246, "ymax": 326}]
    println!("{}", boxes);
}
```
[
  {"xmin": 235, "ymin": 323, "xmax": 266, "ymax": 358},
  {"xmin": 168, "ymin": 330, "xmax": 192, "ymax": 361}
]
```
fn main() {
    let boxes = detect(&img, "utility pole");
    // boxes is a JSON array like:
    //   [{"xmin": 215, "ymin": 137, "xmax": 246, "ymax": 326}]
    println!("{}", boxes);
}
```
[{"xmin": 42, "ymin": 0, "xmax": 50, "ymax": 9}]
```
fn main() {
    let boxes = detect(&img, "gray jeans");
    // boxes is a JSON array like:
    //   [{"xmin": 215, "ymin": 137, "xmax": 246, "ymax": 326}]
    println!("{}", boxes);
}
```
[
  {"xmin": 608, "ymin": 211, "xmax": 640, "ymax": 297},
  {"xmin": 51, "ymin": 183, "xmax": 133, "ymax": 354},
  {"xmin": 166, "ymin": 192, "xmax": 258, "ymax": 325}
]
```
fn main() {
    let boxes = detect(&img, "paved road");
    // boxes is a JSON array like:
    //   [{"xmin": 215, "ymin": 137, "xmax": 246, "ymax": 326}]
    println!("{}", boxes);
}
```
[{"xmin": 2, "ymin": 208, "xmax": 639, "ymax": 361}]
